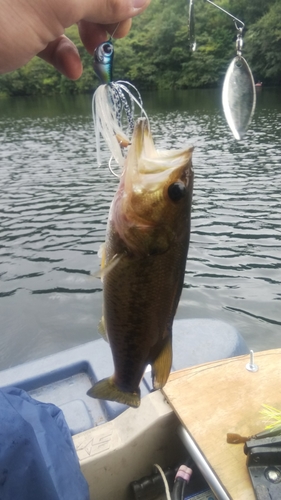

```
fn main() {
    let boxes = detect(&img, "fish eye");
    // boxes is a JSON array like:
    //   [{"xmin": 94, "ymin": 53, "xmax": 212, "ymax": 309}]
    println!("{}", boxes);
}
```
[{"xmin": 168, "ymin": 182, "xmax": 186, "ymax": 202}]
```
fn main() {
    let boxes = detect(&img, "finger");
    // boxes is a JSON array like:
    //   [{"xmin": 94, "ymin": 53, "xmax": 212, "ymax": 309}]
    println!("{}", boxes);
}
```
[
  {"xmin": 38, "ymin": 35, "xmax": 83, "ymax": 80},
  {"xmin": 78, "ymin": 19, "xmax": 132, "ymax": 55},
  {"xmin": 78, "ymin": 0, "xmax": 151, "ymax": 24}
]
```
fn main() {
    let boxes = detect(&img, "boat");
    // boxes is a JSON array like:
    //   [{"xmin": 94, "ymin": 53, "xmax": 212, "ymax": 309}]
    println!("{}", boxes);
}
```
[
  {"xmin": 164, "ymin": 346, "xmax": 281, "ymax": 500},
  {"xmin": 0, "ymin": 318, "xmax": 249, "ymax": 499}
]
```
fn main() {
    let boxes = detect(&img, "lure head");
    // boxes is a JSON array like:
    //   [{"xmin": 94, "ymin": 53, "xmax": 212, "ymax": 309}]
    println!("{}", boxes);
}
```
[{"xmin": 93, "ymin": 41, "xmax": 114, "ymax": 84}]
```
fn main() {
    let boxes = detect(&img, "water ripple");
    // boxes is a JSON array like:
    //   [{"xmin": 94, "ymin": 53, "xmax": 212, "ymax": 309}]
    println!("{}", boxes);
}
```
[{"xmin": 0, "ymin": 90, "xmax": 281, "ymax": 369}]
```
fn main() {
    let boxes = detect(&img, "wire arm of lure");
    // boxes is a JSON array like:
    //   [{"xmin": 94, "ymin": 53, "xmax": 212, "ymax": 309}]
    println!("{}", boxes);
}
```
[
  {"xmin": 205, "ymin": 0, "xmax": 244, "ymax": 32},
  {"xmin": 189, "ymin": 0, "xmax": 245, "ymax": 52},
  {"xmin": 109, "ymin": 22, "xmax": 120, "ymax": 40},
  {"xmin": 205, "ymin": 0, "xmax": 245, "ymax": 57}
]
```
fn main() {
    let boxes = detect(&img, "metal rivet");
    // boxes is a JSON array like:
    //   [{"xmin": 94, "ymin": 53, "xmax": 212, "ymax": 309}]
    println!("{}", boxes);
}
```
[
  {"xmin": 246, "ymin": 350, "xmax": 259, "ymax": 372},
  {"xmin": 265, "ymin": 467, "xmax": 281, "ymax": 483}
]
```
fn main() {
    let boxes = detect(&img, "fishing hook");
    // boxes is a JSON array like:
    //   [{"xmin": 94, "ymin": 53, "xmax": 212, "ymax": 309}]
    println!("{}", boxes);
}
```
[{"xmin": 108, "ymin": 156, "xmax": 122, "ymax": 178}]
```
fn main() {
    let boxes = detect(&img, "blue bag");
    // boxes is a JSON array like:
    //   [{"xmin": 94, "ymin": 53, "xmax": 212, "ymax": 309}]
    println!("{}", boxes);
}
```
[{"xmin": 0, "ymin": 387, "xmax": 90, "ymax": 500}]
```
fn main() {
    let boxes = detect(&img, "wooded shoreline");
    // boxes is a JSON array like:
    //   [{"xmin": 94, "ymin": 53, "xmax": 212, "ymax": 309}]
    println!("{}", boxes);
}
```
[{"xmin": 0, "ymin": 0, "xmax": 280, "ymax": 96}]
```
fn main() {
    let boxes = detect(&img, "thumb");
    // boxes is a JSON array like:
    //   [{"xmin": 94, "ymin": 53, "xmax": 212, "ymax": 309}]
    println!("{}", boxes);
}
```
[
  {"xmin": 78, "ymin": 19, "xmax": 132, "ymax": 55},
  {"xmin": 78, "ymin": 0, "xmax": 150, "ymax": 24}
]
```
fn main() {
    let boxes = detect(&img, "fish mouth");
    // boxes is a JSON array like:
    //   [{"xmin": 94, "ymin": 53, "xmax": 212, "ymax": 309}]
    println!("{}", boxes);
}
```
[
  {"xmin": 124, "ymin": 117, "xmax": 193, "ymax": 191},
  {"xmin": 112, "ymin": 117, "xmax": 194, "ymax": 255}
]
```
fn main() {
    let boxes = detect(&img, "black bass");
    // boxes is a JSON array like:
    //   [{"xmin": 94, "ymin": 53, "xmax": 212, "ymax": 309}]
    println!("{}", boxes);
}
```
[{"xmin": 88, "ymin": 117, "xmax": 193, "ymax": 408}]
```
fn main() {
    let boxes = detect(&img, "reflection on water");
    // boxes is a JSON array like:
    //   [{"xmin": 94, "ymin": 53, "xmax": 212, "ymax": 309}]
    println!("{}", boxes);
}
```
[{"xmin": 0, "ymin": 89, "xmax": 280, "ymax": 369}]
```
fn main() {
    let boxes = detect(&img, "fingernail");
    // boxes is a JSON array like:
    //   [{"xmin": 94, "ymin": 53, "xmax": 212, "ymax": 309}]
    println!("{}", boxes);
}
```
[{"xmin": 132, "ymin": 0, "xmax": 147, "ymax": 9}]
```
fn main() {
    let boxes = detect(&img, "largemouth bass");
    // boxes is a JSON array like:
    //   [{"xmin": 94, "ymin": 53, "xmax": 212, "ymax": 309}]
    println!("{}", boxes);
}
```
[{"xmin": 88, "ymin": 117, "xmax": 193, "ymax": 408}]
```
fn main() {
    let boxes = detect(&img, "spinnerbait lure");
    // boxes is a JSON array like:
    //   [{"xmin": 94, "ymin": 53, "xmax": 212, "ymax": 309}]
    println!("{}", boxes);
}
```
[
  {"xmin": 188, "ymin": 0, "xmax": 256, "ymax": 140},
  {"xmin": 92, "ymin": 37, "xmax": 148, "ymax": 174}
]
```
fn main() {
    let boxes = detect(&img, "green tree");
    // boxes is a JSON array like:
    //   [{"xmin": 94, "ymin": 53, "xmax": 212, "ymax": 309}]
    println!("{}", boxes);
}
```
[{"xmin": 245, "ymin": 1, "xmax": 281, "ymax": 85}]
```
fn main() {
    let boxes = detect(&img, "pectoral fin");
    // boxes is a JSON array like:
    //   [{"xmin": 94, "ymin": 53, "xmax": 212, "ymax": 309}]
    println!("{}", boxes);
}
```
[
  {"xmin": 92, "ymin": 253, "xmax": 123, "ymax": 280},
  {"xmin": 151, "ymin": 337, "xmax": 172, "ymax": 390},
  {"xmin": 87, "ymin": 377, "xmax": 140, "ymax": 408},
  {"xmin": 98, "ymin": 243, "xmax": 106, "ymax": 268}
]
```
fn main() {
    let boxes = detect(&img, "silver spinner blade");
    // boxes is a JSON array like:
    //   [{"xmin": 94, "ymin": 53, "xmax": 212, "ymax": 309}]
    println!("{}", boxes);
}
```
[
  {"xmin": 222, "ymin": 55, "xmax": 256, "ymax": 140},
  {"xmin": 189, "ymin": 0, "xmax": 196, "ymax": 51}
]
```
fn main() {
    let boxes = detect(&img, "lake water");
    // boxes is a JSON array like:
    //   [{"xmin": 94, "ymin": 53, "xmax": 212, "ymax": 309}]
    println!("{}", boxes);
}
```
[{"xmin": 0, "ymin": 88, "xmax": 281, "ymax": 370}]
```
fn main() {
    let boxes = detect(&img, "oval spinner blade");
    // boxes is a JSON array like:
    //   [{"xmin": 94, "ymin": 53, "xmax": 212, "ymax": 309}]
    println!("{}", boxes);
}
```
[
  {"xmin": 189, "ymin": 0, "xmax": 196, "ymax": 51},
  {"xmin": 222, "ymin": 56, "xmax": 256, "ymax": 140}
]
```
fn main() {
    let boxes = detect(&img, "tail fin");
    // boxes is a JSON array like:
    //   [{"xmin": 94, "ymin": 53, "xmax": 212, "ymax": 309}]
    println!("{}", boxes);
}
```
[{"xmin": 87, "ymin": 377, "xmax": 140, "ymax": 408}]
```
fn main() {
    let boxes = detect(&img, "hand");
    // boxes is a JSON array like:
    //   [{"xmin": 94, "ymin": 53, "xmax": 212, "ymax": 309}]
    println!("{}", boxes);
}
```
[{"xmin": 0, "ymin": 0, "xmax": 150, "ymax": 78}]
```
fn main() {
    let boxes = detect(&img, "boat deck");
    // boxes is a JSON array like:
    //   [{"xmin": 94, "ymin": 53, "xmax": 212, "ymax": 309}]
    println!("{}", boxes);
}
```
[
  {"xmin": 163, "ymin": 348, "xmax": 281, "ymax": 499},
  {"xmin": 0, "ymin": 318, "xmax": 248, "ymax": 435}
]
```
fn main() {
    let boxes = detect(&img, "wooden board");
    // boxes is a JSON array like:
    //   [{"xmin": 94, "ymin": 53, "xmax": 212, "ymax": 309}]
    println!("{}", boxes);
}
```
[{"xmin": 162, "ymin": 348, "xmax": 281, "ymax": 500}]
